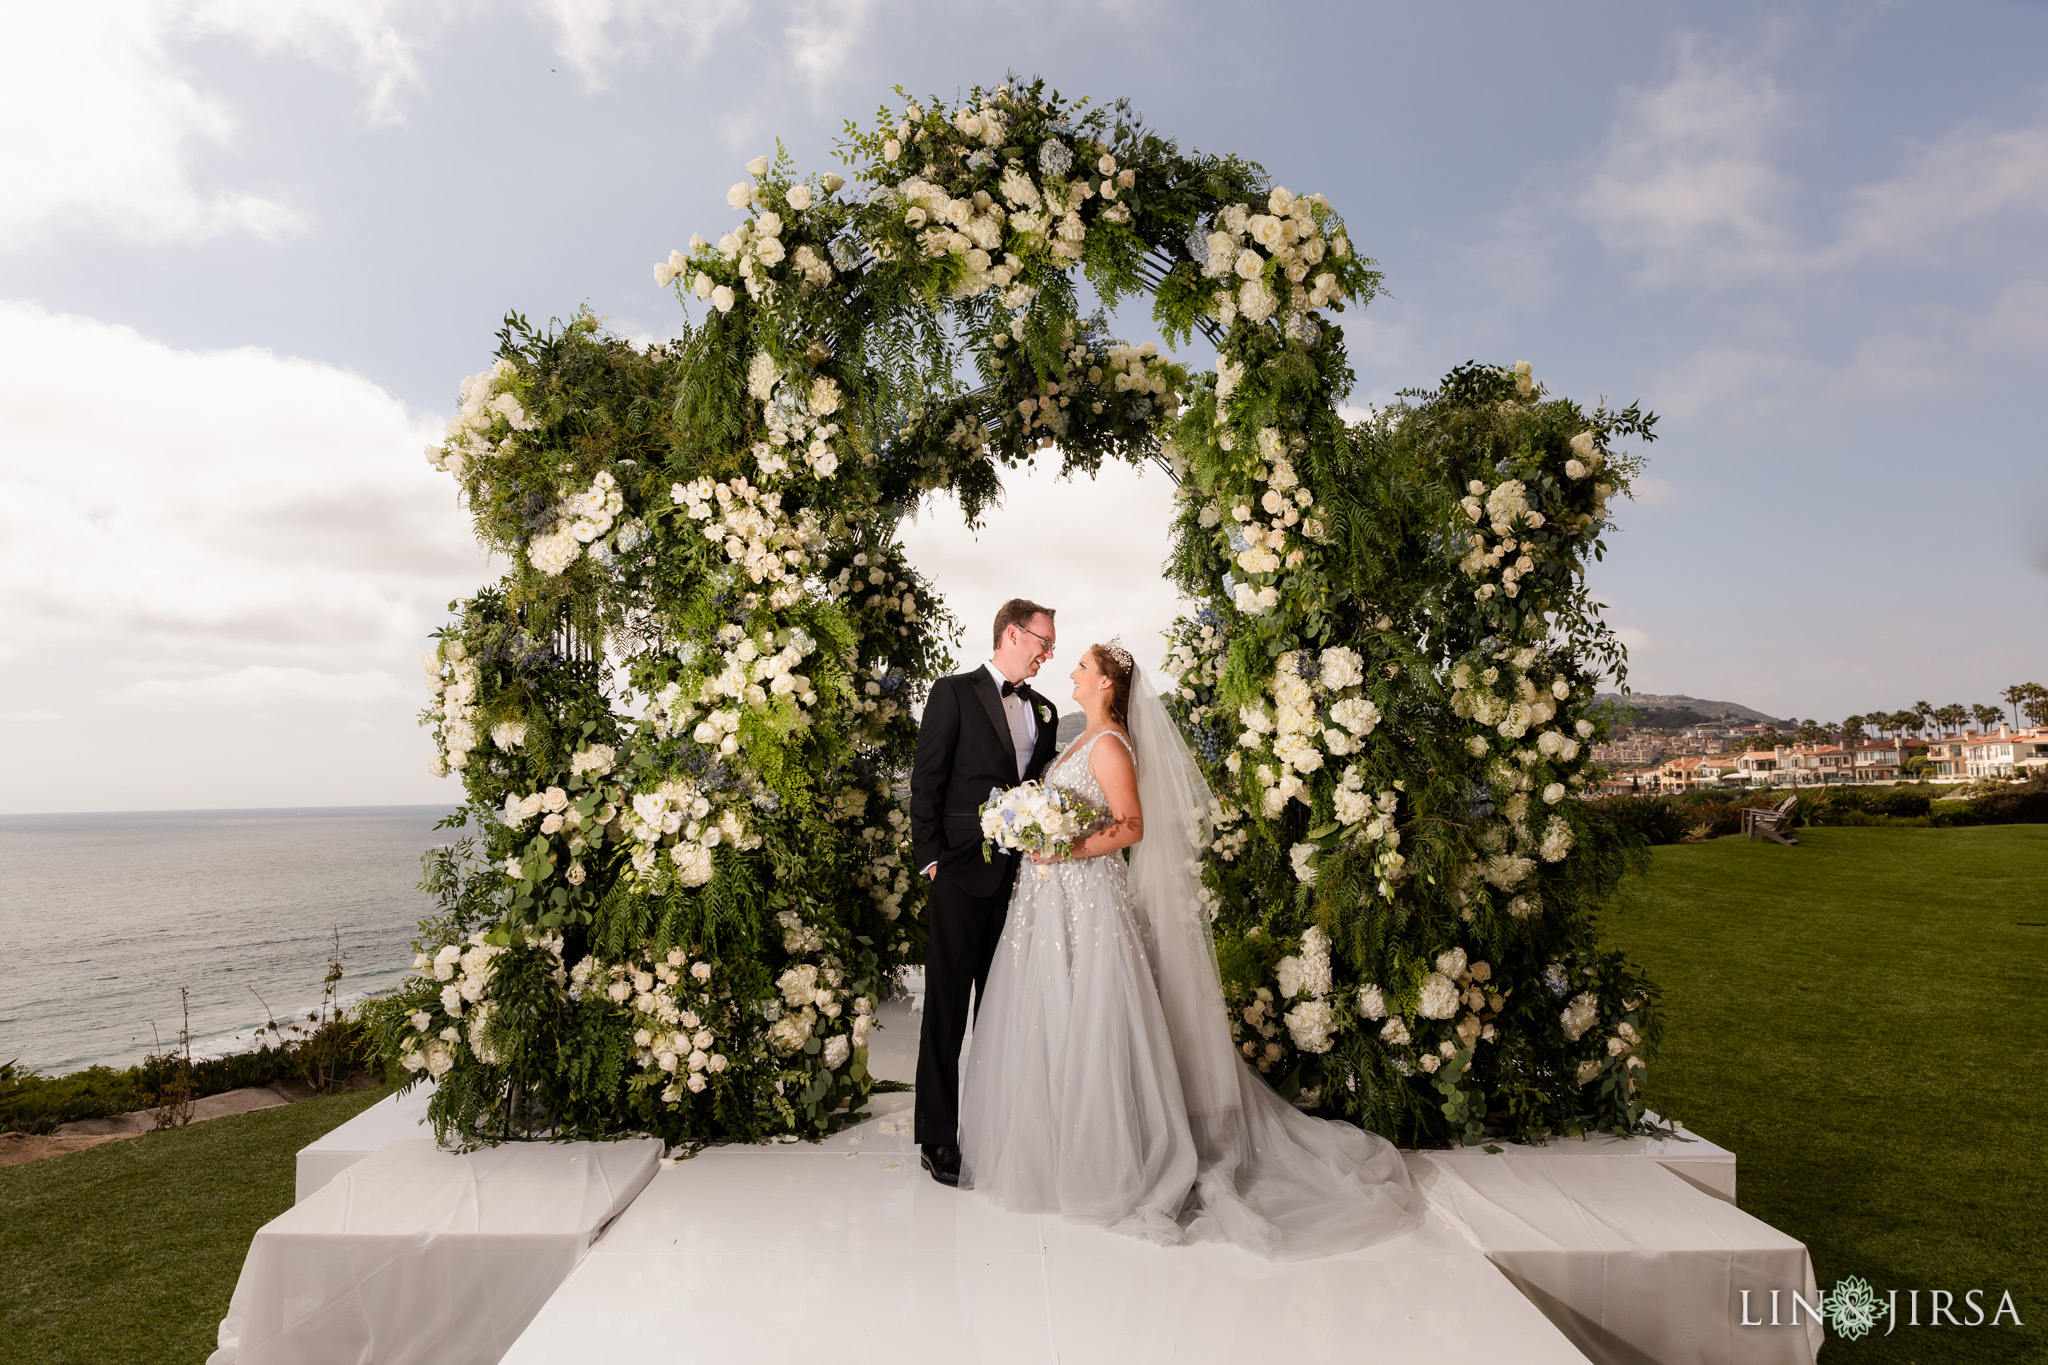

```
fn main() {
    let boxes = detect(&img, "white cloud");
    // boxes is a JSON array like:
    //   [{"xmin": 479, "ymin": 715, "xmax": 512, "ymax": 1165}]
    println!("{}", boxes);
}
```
[
  {"xmin": 782, "ymin": 0, "xmax": 881, "ymax": 94},
  {"xmin": 529, "ymin": 0, "xmax": 752, "ymax": 89},
  {"xmin": 1579, "ymin": 39, "xmax": 2048, "ymax": 289},
  {"xmin": 0, "ymin": 1, "xmax": 302, "ymax": 250},
  {"xmin": 1648, "ymin": 278, "xmax": 2048, "ymax": 420},
  {"xmin": 0, "ymin": 300, "xmax": 492, "ymax": 809},
  {"xmin": 1577, "ymin": 37, "xmax": 1803, "ymax": 286},
  {"xmin": 189, "ymin": 0, "xmax": 443, "ymax": 124},
  {"xmin": 896, "ymin": 455, "xmax": 1192, "ymax": 703},
  {"xmin": 111, "ymin": 665, "xmax": 413, "ymax": 712},
  {"xmin": 1831, "ymin": 110, "xmax": 2048, "ymax": 266},
  {"xmin": 0, "ymin": 301, "xmax": 486, "ymax": 650},
  {"xmin": 0, "ymin": 0, "xmax": 450, "ymax": 251}
]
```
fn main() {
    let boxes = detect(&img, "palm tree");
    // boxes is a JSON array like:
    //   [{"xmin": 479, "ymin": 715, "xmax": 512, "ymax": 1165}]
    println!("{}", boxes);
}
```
[
  {"xmin": 1841, "ymin": 714, "xmax": 1865, "ymax": 747},
  {"xmin": 1913, "ymin": 700, "xmax": 1934, "ymax": 737},
  {"xmin": 1973, "ymin": 703, "xmax": 2004, "ymax": 733},
  {"xmin": 2023, "ymin": 682, "xmax": 2048, "ymax": 728},
  {"xmin": 2004, "ymin": 684, "xmax": 2028, "ymax": 729},
  {"xmin": 1936, "ymin": 703, "xmax": 1968, "ymax": 735}
]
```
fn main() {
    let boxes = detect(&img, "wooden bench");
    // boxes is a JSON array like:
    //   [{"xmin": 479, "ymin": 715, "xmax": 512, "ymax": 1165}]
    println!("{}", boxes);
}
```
[{"xmin": 1742, "ymin": 794, "xmax": 1799, "ymax": 845}]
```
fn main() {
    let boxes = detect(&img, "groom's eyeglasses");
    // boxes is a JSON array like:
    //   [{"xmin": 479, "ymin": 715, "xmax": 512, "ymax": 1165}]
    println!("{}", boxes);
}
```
[{"xmin": 1017, "ymin": 625, "xmax": 1056, "ymax": 657}]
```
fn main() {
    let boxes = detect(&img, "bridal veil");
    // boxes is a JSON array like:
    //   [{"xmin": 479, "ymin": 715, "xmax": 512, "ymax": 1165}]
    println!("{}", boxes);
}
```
[{"xmin": 1125, "ymin": 664, "xmax": 1422, "ymax": 1259}]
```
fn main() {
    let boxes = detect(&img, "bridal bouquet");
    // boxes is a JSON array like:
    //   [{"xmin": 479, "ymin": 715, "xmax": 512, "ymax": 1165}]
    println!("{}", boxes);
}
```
[{"xmin": 980, "ymin": 782, "xmax": 1106, "ymax": 879}]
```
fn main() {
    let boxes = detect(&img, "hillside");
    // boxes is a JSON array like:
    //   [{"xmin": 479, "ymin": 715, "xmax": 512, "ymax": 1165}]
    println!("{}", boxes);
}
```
[{"xmin": 1593, "ymin": 692, "xmax": 1794, "ymax": 731}]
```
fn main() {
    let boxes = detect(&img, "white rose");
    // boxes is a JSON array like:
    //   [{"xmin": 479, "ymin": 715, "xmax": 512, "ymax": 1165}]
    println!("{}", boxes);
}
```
[
  {"xmin": 786, "ymin": 184, "xmax": 812, "ymax": 211},
  {"xmin": 727, "ymin": 182, "xmax": 753, "ymax": 209},
  {"xmin": 746, "ymin": 155, "xmax": 769, "ymax": 177}
]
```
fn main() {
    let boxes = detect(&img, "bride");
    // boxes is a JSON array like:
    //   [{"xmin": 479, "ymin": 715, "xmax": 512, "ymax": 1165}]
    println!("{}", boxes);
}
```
[{"xmin": 957, "ymin": 640, "xmax": 1421, "ymax": 1259}]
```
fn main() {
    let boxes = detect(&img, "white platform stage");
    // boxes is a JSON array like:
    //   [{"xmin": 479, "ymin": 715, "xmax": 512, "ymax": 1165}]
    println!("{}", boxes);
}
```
[{"xmin": 238, "ymin": 992, "xmax": 1817, "ymax": 1365}]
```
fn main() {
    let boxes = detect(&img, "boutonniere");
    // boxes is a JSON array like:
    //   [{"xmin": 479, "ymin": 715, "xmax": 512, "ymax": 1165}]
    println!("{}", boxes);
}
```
[{"xmin": 1037, "ymin": 702, "xmax": 1054, "ymax": 724}]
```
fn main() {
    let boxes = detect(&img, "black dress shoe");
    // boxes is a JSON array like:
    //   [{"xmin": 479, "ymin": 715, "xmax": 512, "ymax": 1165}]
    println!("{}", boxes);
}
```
[{"xmin": 920, "ymin": 1143, "xmax": 962, "ymax": 1187}]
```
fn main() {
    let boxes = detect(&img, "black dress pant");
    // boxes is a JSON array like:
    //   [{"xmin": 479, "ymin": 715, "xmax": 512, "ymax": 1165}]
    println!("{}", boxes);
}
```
[{"xmin": 914, "ymin": 866, "xmax": 1013, "ymax": 1148}]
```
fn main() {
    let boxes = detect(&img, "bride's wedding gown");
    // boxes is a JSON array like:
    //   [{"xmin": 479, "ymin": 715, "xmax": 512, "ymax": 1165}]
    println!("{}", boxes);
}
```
[{"xmin": 959, "ymin": 723, "xmax": 1421, "ymax": 1260}]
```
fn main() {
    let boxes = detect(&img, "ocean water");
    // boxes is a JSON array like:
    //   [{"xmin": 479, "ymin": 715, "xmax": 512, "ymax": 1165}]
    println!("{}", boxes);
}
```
[{"xmin": 0, "ymin": 806, "xmax": 458, "ymax": 1075}]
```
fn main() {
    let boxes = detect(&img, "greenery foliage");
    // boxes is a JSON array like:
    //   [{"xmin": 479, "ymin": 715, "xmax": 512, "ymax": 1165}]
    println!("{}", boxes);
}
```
[{"xmin": 383, "ymin": 77, "xmax": 1668, "ymax": 1148}]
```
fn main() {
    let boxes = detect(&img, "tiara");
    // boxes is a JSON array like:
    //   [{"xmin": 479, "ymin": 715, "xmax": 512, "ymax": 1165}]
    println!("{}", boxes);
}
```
[{"xmin": 1099, "ymin": 637, "xmax": 1135, "ymax": 673}]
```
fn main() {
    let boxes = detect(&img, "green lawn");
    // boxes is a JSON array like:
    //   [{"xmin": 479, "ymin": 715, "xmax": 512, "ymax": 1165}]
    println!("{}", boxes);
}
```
[
  {"xmin": 0, "ymin": 1085, "xmax": 392, "ymax": 1365},
  {"xmin": 1604, "ymin": 825, "xmax": 2047, "ymax": 1364},
  {"xmin": 4, "ymin": 830, "xmax": 2042, "ymax": 1363}
]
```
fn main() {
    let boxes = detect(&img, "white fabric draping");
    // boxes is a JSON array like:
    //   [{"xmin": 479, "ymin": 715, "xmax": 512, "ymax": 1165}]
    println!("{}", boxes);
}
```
[
  {"xmin": 1410, "ymin": 1153, "xmax": 1822, "ymax": 1365},
  {"xmin": 210, "ymin": 1136, "xmax": 661, "ymax": 1365},
  {"xmin": 293, "ymin": 1083, "xmax": 437, "ymax": 1203}
]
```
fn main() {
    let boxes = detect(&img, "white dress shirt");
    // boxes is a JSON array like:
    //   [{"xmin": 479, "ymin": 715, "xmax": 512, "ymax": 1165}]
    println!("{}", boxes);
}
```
[{"xmin": 984, "ymin": 660, "xmax": 1039, "ymax": 781}]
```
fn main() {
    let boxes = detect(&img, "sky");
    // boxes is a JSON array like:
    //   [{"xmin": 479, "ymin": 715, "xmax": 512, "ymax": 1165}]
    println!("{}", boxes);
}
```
[{"xmin": 2, "ymin": 0, "xmax": 2044, "ymax": 813}]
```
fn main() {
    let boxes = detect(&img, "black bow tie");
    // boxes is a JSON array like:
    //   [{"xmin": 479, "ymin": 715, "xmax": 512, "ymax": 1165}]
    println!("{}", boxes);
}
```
[{"xmin": 1001, "ymin": 680, "xmax": 1022, "ymax": 698}]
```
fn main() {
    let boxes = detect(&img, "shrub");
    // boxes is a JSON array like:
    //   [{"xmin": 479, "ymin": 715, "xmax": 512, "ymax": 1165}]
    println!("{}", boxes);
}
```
[
  {"xmin": 2, "ymin": 1015, "xmax": 378, "ymax": 1134},
  {"xmin": 1584, "ymin": 795, "xmax": 1689, "ymax": 846},
  {"xmin": 1968, "ymin": 778, "xmax": 2048, "ymax": 825}
]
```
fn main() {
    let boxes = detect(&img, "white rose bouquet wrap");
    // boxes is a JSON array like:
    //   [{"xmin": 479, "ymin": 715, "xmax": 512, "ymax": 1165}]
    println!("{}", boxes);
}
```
[{"xmin": 979, "ymin": 781, "xmax": 1108, "ymax": 879}]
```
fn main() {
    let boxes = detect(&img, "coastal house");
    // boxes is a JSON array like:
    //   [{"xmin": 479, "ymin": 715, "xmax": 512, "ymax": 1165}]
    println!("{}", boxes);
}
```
[
  {"xmin": 1850, "ymin": 739, "xmax": 1925, "ymax": 782},
  {"xmin": 1591, "ymin": 736, "xmax": 1665, "ymax": 768},
  {"xmin": 1650, "ymin": 755, "xmax": 1705, "ymax": 790},
  {"xmin": 1961, "ymin": 727, "xmax": 2048, "ymax": 778},
  {"xmin": 1734, "ymin": 749, "xmax": 1780, "ymax": 779},
  {"xmin": 1694, "ymin": 754, "xmax": 1741, "ymax": 783},
  {"xmin": 1925, "ymin": 734, "xmax": 1975, "ymax": 778},
  {"xmin": 1780, "ymin": 744, "xmax": 1855, "ymax": 782}
]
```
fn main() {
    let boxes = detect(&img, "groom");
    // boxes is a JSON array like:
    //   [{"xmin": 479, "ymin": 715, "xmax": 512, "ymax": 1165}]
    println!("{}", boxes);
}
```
[{"xmin": 909, "ymin": 597, "xmax": 1060, "ymax": 1186}]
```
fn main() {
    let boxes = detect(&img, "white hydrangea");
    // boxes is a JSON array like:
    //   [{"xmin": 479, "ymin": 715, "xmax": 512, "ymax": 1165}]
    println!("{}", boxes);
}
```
[
  {"xmin": 1329, "ymin": 697, "xmax": 1381, "ymax": 735},
  {"xmin": 1561, "ymin": 991, "xmax": 1599, "ymax": 1041},
  {"xmin": 1416, "ymin": 973, "xmax": 1460, "ymax": 1020},
  {"xmin": 1318, "ymin": 646, "xmax": 1364, "ymax": 690},
  {"xmin": 1284, "ymin": 998, "xmax": 1337, "ymax": 1054},
  {"xmin": 1357, "ymin": 983, "xmax": 1387, "ymax": 1020}
]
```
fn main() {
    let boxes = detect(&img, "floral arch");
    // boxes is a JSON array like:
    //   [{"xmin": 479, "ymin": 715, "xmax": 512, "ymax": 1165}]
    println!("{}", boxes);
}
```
[{"xmin": 379, "ymin": 79, "xmax": 1663, "ymax": 1150}]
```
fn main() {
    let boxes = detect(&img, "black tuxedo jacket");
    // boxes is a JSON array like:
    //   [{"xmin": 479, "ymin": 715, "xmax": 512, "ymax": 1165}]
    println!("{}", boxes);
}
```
[{"xmin": 910, "ymin": 668, "xmax": 1060, "ymax": 900}]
